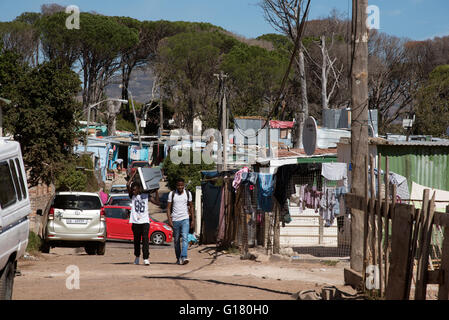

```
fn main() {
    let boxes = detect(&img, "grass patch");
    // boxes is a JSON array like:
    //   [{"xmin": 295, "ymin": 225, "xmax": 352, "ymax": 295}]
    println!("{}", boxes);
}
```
[
  {"xmin": 321, "ymin": 260, "xmax": 339, "ymax": 267},
  {"xmin": 26, "ymin": 231, "xmax": 42, "ymax": 255}
]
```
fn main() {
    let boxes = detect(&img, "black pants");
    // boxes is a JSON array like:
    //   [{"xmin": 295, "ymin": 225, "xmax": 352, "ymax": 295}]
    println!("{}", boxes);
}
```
[{"xmin": 132, "ymin": 223, "xmax": 150, "ymax": 260}]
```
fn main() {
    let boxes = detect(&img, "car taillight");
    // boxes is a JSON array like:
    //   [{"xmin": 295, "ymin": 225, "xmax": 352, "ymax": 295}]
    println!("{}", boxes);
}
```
[
  {"xmin": 100, "ymin": 207, "xmax": 105, "ymax": 221},
  {"xmin": 48, "ymin": 207, "xmax": 55, "ymax": 220}
]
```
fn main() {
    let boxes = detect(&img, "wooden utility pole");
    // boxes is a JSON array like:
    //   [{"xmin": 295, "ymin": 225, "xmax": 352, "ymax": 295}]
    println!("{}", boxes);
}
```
[
  {"xmin": 215, "ymin": 71, "xmax": 228, "ymax": 172},
  {"xmin": 350, "ymin": 0, "xmax": 370, "ymax": 274}
]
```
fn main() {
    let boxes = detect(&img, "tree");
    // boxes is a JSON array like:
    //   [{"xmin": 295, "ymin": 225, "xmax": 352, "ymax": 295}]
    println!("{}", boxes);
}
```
[
  {"xmin": 76, "ymin": 13, "xmax": 139, "ymax": 113},
  {"xmin": 156, "ymin": 31, "xmax": 237, "ymax": 131},
  {"xmin": 368, "ymin": 31, "xmax": 416, "ymax": 133},
  {"xmin": 413, "ymin": 65, "xmax": 449, "ymax": 137},
  {"xmin": 260, "ymin": 0, "xmax": 311, "ymax": 148},
  {"xmin": 0, "ymin": 20, "xmax": 39, "ymax": 66},
  {"xmin": 221, "ymin": 42, "xmax": 288, "ymax": 117},
  {"xmin": 0, "ymin": 52, "xmax": 82, "ymax": 187}
]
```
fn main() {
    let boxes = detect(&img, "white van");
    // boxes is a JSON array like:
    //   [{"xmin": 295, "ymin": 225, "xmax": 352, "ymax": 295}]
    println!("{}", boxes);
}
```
[{"xmin": 0, "ymin": 139, "xmax": 31, "ymax": 300}]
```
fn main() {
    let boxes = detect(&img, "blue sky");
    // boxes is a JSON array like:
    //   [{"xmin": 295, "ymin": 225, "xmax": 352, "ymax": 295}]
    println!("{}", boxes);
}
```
[{"xmin": 1, "ymin": 0, "xmax": 448, "ymax": 40}]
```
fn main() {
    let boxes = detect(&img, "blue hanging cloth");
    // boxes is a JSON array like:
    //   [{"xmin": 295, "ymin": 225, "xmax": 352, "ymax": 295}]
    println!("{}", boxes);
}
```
[{"xmin": 257, "ymin": 173, "xmax": 275, "ymax": 212}]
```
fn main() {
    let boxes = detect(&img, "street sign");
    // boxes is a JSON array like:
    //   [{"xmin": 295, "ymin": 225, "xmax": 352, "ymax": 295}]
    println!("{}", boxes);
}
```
[{"xmin": 302, "ymin": 116, "xmax": 317, "ymax": 156}]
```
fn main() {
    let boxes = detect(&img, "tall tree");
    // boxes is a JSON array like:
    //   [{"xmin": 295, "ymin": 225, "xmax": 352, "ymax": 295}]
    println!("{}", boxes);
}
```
[
  {"xmin": 0, "ymin": 51, "xmax": 82, "ymax": 186},
  {"xmin": 413, "ymin": 65, "xmax": 449, "ymax": 137},
  {"xmin": 156, "ymin": 31, "xmax": 237, "ymax": 131}
]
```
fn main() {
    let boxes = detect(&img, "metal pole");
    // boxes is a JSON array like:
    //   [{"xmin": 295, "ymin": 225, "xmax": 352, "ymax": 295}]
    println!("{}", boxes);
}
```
[
  {"xmin": 129, "ymin": 90, "xmax": 143, "ymax": 149},
  {"xmin": 222, "ymin": 83, "xmax": 228, "ymax": 172},
  {"xmin": 85, "ymin": 105, "xmax": 91, "ymax": 153}
]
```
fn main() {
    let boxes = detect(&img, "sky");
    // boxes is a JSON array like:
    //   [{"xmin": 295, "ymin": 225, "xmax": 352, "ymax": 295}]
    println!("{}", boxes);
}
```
[{"xmin": 0, "ymin": 0, "xmax": 448, "ymax": 41}]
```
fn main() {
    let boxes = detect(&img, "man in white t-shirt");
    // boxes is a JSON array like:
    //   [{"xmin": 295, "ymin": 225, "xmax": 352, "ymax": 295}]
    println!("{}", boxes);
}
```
[
  {"xmin": 167, "ymin": 178, "xmax": 194, "ymax": 265},
  {"xmin": 127, "ymin": 170, "xmax": 159, "ymax": 266}
]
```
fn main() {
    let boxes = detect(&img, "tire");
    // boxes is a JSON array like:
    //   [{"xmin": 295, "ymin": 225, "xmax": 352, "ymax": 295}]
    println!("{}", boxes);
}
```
[
  {"xmin": 0, "ymin": 261, "xmax": 15, "ymax": 300},
  {"xmin": 96, "ymin": 242, "xmax": 106, "ymax": 255},
  {"xmin": 84, "ymin": 244, "xmax": 97, "ymax": 255},
  {"xmin": 40, "ymin": 241, "xmax": 50, "ymax": 254},
  {"xmin": 151, "ymin": 232, "xmax": 165, "ymax": 245}
]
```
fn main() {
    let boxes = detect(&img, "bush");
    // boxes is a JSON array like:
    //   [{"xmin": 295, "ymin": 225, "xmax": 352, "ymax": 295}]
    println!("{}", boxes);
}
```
[
  {"xmin": 26, "ymin": 231, "xmax": 42, "ymax": 254},
  {"xmin": 55, "ymin": 154, "xmax": 99, "ymax": 192}
]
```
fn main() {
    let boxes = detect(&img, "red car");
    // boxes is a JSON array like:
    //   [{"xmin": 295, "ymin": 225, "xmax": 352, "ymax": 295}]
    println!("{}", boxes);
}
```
[{"xmin": 104, "ymin": 205, "xmax": 173, "ymax": 245}]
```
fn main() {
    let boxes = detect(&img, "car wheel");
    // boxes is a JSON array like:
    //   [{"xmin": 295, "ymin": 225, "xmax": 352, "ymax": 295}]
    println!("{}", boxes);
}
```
[
  {"xmin": 40, "ymin": 241, "xmax": 50, "ymax": 254},
  {"xmin": 151, "ymin": 232, "xmax": 165, "ymax": 245},
  {"xmin": 0, "ymin": 261, "xmax": 15, "ymax": 300},
  {"xmin": 96, "ymin": 242, "xmax": 106, "ymax": 256},
  {"xmin": 84, "ymin": 244, "xmax": 97, "ymax": 255}
]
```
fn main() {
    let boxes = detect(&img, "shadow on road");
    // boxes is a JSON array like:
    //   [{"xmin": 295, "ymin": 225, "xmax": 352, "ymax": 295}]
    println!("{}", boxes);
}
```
[{"xmin": 142, "ymin": 275, "xmax": 293, "ymax": 297}]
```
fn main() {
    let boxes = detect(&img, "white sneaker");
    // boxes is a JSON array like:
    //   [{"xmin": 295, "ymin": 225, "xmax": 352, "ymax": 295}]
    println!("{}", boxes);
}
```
[
  {"xmin": 134, "ymin": 257, "xmax": 140, "ymax": 265},
  {"xmin": 144, "ymin": 259, "xmax": 150, "ymax": 266}
]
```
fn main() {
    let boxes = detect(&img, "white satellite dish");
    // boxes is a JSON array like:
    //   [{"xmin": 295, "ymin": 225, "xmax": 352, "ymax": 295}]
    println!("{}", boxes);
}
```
[{"xmin": 302, "ymin": 116, "xmax": 317, "ymax": 156}]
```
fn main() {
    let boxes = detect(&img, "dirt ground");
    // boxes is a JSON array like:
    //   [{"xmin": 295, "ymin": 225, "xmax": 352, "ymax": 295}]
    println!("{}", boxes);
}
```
[
  {"xmin": 14, "ymin": 242, "xmax": 353, "ymax": 300},
  {"xmin": 15, "ymin": 171, "xmax": 356, "ymax": 300}
]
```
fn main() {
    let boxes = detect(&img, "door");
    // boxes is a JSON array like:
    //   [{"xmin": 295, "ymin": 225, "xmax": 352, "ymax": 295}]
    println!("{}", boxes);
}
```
[{"xmin": 105, "ymin": 207, "xmax": 132, "ymax": 240}]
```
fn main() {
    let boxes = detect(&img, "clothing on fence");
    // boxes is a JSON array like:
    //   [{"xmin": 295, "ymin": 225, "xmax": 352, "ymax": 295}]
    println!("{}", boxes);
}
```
[
  {"xmin": 319, "ymin": 188, "xmax": 338, "ymax": 227},
  {"xmin": 321, "ymin": 163, "xmax": 347, "ymax": 181},
  {"xmin": 257, "ymin": 173, "xmax": 275, "ymax": 212},
  {"xmin": 233, "ymin": 167, "xmax": 249, "ymax": 190}
]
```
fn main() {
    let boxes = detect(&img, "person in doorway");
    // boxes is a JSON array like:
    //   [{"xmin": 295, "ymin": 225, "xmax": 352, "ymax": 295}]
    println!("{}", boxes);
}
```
[
  {"xmin": 114, "ymin": 158, "xmax": 124, "ymax": 172},
  {"xmin": 167, "ymin": 178, "xmax": 194, "ymax": 265},
  {"xmin": 126, "ymin": 170, "xmax": 160, "ymax": 266}
]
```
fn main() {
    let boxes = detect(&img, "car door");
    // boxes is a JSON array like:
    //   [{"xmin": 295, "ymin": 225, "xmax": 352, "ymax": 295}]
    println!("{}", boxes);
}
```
[{"xmin": 105, "ymin": 207, "xmax": 132, "ymax": 240}]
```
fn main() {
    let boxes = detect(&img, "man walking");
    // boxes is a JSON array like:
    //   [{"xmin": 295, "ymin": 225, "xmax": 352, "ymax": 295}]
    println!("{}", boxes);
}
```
[
  {"xmin": 127, "ymin": 170, "xmax": 159, "ymax": 266},
  {"xmin": 167, "ymin": 178, "xmax": 194, "ymax": 265}
]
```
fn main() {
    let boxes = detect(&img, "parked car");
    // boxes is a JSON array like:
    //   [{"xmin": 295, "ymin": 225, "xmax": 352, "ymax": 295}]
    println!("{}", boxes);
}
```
[
  {"xmin": 126, "ymin": 161, "xmax": 150, "ymax": 180},
  {"xmin": 104, "ymin": 205, "xmax": 173, "ymax": 245},
  {"xmin": 107, "ymin": 195, "xmax": 131, "ymax": 207},
  {"xmin": 0, "ymin": 140, "xmax": 31, "ymax": 300},
  {"xmin": 109, "ymin": 184, "xmax": 128, "ymax": 196},
  {"xmin": 38, "ymin": 192, "xmax": 107, "ymax": 255}
]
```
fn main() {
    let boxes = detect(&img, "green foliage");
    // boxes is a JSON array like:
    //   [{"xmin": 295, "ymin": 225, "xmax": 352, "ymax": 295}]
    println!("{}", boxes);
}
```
[
  {"xmin": 163, "ymin": 150, "xmax": 215, "ymax": 195},
  {"xmin": 26, "ymin": 231, "xmax": 42, "ymax": 254},
  {"xmin": 222, "ymin": 42, "xmax": 289, "ymax": 116},
  {"xmin": 0, "ymin": 53, "xmax": 82, "ymax": 187},
  {"xmin": 55, "ymin": 155, "xmax": 99, "ymax": 192},
  {"xmin": 414, "ymin": 65, "xmax": 449, "ymax": 137},
  {"xmin": 116, "ymin": 114, "xmax": 136, "ymax": 132},
  {"xmin": 55, "ymin": 165, "xmax": 87, "ymax": 192}
]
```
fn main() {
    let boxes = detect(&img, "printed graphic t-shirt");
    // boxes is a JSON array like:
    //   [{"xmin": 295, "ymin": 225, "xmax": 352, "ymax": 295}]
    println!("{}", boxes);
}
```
[{"xmin": 129, "ymin": 193, "xmax": 150, "ymax": 224}]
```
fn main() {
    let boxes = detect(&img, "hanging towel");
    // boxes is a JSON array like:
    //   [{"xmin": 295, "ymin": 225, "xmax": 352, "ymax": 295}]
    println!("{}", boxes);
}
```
[
  {"xmin": 321, "ymin": 163, "xmax": 348, "ymax": 181},
  {"xmin": 257, "ymin": 173, "xmax": 275, "ymax": 212}
]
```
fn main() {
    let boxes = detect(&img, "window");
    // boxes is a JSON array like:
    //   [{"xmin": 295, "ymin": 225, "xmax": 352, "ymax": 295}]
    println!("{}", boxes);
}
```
[
  {"xmin": 280, "ymin": 129, "xmax": 288, "ymax": 139},
  {"xmin": 15, "ymin": 158, "xmax": 27, "ymax": 199},
  {"xmin": 53, "ymin": 195, "xmax": 102, "ymax": 210},
  {"xmin": 0, "ymin": 162, "xmax": 17, "ymax": 209},
  {"xmin": 9, "ymin": 159, "xmax": 22, "ymax": 201},
  {"xmin": 105, "ymin": 207, "xmax": 129, "ymax": 219}
]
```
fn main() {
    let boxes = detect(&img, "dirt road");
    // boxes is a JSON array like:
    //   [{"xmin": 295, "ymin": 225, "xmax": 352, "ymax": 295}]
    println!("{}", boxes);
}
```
[{"xmin": 13, "ymin": 240, "xmax": 351, "ymax": 300}]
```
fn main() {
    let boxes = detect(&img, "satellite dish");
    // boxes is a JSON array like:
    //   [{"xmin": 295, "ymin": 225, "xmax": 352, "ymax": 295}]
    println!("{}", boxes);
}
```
[{"xmin": 302, "ymin": 116, "xmax": 317, "ymax": 156}]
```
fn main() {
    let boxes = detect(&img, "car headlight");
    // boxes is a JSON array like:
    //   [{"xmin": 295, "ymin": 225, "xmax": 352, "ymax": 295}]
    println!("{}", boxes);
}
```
[{"xmin": 163, "ymin": 225, "xmax": 172, "ymax": 231}]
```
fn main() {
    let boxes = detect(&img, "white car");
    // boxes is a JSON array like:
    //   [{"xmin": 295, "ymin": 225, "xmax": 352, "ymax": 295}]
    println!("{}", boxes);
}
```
[
  {"xmin": 38, "ymin": 192, "xmax": 106, "ymax": 255},
  {"xmin": 0, "ymin": 139, "xmax": 31, "ymax": 300}
]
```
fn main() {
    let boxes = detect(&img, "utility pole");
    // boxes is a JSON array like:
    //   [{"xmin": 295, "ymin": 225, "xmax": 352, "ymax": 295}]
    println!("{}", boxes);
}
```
[
  {"xmin": 215, "ymin": 71, "xmax": 228, "ymax": 172},
  {"xmin": 350, "ymin": 0, "xmax": 370, "ymax": 274}
]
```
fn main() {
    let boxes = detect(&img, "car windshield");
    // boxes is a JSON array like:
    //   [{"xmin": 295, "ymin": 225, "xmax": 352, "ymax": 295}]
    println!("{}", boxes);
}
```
[
  {"xmin": 132, "ymin": 162, "xmax": 148, "ymax": 168},
  {"xmin": 109, "ymin": 197, "xmax": 131, "ymax": 206},
  {"xmin": 110, "ymin": 186, "xmax": 127, "ymax": 193},
  {"xmin": 53, "ymin": 195, "xmax": 102, "ymax": 210}
]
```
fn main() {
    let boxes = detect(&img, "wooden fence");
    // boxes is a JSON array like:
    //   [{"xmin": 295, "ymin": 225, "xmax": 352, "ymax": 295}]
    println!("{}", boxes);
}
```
[{"xmin": 345, "ymin": 154, "xmax": 449, "ymax": 300}]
